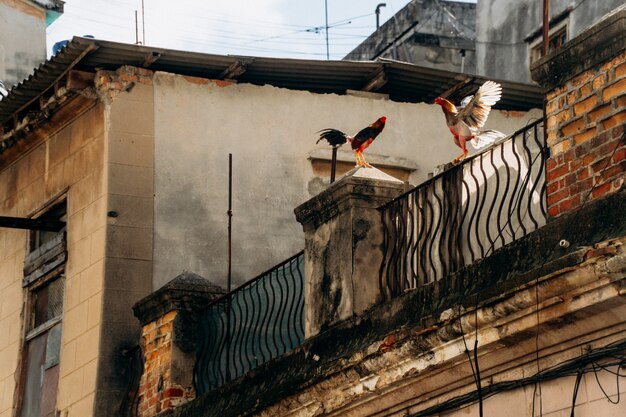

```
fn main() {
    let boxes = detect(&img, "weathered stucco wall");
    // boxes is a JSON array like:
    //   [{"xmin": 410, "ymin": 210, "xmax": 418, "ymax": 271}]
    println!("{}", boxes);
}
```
[
  {"xmin": 0, "ymin": 102, "xmax": 107, "ymax": 417},
  {"xmin": 96, "ymin": 67, "xmax": 155, "ymax": 416},
  {"xmin": 0, "ymin": 0, "xmax": 47, "ymax": 87},
  {"xmin": 152, "ymin": 71, "xmax": 540, "ymax": 290},
  {"xmin": 476, "ymin": 0, "xmax": 624, "ymax": 83}
]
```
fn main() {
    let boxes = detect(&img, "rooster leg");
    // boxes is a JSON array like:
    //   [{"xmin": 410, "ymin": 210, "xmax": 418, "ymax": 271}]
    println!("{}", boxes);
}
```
[
  {"xmin": 361, "ymin": 152, "xmax": 373, "ymax": 168},
  {"xmin": 355, "ymin": 151, "xmax": 363, "ymax": 166},
  {"xmin": 451, "ymin": 137, "xmax": 468, "ymax": 165},
  {"xmin": 452, "ymin": 148, "xmax": 468, "ymax": 165}
]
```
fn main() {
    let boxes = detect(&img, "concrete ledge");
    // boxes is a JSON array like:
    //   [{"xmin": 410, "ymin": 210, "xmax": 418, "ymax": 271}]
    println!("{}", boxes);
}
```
[{"xmin": 531, "ymin": 6, "xmax": 626, "ymax": 89}]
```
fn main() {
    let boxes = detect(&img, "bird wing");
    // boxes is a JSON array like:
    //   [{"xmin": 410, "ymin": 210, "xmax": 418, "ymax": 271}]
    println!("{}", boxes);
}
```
[
  {"xmin": 470, "ymin": 129, "xmax": 507, "ymax": 149},
  {"xmin": 317, "ymin": 128, "xmax": 351, "ymax": 147},
  {"xmin": 456, "ymin": 81, "xmax": 502, "ymax": 130}
]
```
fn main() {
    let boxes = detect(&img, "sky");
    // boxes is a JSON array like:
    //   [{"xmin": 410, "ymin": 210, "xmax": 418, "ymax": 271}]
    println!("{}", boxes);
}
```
[{"xmin": 45, "ymin": 0, "xmax": 419, "ymax": 60}]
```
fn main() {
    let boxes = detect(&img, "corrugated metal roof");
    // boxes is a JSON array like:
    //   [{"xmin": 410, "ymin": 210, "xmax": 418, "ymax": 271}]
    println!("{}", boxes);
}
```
[{"xmin": 0, "ymin": 36, "xmax": 544, "ymax": 126}]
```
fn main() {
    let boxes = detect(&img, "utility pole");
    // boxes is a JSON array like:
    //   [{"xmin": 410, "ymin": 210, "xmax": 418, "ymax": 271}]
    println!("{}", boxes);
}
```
[{"xmin": 325, "ymin": 0, "xmax": 330, "ymax": 60}]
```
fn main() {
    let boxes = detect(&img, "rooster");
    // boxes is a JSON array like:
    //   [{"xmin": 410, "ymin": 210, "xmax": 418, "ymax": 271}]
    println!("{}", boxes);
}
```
[
  {"xmin": 317, "ymin": 116, "xmax": 387, "ymax": 168},
  {"xmin": 434, "ymin": 81, "xmax": 507, "ymax": 164}
]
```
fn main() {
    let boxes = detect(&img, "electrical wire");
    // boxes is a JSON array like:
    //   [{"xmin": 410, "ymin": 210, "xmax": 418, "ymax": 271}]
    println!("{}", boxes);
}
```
[{"xmin": 406, "ymin": 338, "xmax": 626, "ymax": 417}]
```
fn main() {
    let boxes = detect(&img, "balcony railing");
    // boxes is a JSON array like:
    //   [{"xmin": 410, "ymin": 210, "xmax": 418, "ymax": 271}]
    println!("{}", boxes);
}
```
[
  {"xmin": 380, "ymin": 119, "xmax": 547, "ymax": 299},
  {"xmin": 194, "ymin": 251, "xmax": 304, "ymax": 394}
]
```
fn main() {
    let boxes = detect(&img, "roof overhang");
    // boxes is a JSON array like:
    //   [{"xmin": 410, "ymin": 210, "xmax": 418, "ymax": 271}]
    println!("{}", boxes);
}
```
[{"xmin": 0, "ymin": 36, "xmax": 544, "ymax": 154}]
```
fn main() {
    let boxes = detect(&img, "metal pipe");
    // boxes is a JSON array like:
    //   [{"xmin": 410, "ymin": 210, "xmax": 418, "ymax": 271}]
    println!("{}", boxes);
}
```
[{"xmin": 376, "ymin": 3, "xmax": 386, "ymax": 30}]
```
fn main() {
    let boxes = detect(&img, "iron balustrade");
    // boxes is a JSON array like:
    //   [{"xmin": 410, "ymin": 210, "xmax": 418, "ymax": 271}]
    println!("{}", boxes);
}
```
[
  {"xmin": 380, "ymin": 119, "xmax": 547, "ymax": 299},
  {"xmin": 194, "ymin": 251, "xmax": 304, "ymax": 394}
]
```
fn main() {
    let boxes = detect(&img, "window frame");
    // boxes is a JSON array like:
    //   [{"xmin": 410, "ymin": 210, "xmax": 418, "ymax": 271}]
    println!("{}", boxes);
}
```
[
  {"xmin": 529, "ymin": 19, "xmax": 569, "ymax": 63},
  {"xmin": 14, "ymin": 196, "xmax": 67, "ymax": 417}
]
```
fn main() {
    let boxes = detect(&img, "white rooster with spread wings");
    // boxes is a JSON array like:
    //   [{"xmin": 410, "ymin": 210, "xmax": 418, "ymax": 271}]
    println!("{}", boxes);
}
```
[{"xmin": 434, "ymin": 81, "xmax": 507, "ymax": 164}]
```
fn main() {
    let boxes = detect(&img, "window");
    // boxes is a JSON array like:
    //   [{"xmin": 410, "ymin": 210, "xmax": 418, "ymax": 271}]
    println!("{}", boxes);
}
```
[
  {"xmin": 528, "ymin": 18, "xmax": 568, "ymax": 63},
  {"xmin": 17, "ymin": 200, "xmax": 67, "ymax": 417}
]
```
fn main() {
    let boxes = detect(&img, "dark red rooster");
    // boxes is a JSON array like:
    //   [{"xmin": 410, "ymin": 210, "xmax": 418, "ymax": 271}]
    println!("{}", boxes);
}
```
[
  {"xmin": 317, "ymin": 116, "xmax": 387, "ymax": 168},
  {"xmin": 434, "ymin": 81, "xmax": 506, "ymax": 164}
]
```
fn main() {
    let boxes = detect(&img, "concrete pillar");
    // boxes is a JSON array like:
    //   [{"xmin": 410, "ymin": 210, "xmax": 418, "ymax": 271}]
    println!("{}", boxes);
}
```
[
  {"xmin": 132, "ymin": 272, "xmax": 223, "ymax": 417},
  {"xmin": 295, "ymin": 167, "xmax": 407, "ymax": 337}
]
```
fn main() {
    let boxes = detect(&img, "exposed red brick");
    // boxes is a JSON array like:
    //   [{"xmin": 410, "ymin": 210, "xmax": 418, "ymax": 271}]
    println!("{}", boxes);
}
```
[
  {"xmin": 591, "ymin": 156, "xmax": 612, "ymax": 173},
  {"xmin": 558, "ymin": 194, "xmax": 581, "ymax": 213},
  {"xmin": 613, "ymin": 124, "xmax": 625, "ymax": 139},
  {"xmin": 592, "ymin": 74, "xmax": 606, "ymax": 90},
  {"xmin": 546, "ymin": 157, "xmax": 558, "ymax": 171},
  {"xmin": 591, "ymin": 181, "xmax": 612, "ymax": 199},
  {"xmin": 616, "ymin": 94, "xmax": 626, "ymax": 108},
  {"xmin": 571, "ymin": 71, "xmax": 593, "ymax": 87},
  {"xmin": 547, "ymin": 188, "xmax": 569, "ymax": 206},
  {"xmin": 570, "ymin": 159, "xmax": 583, "ymax": 171},
  {"xmin": 614, "ymin": 148, "xmax": 626, "ymax": 163},
  {"xmin": 580, "ymin": 83, "xmax": 592, "ymax": 97},
  {"xmin": 570, "ymin": 178, "xmax": 593, "ymax": 195},
  {"xmin": 603, "ymin": 78, "xmax": 626, "ymax": 101},
  {"xmin": 561, "ymin": 118, "xmax": 586, "ymax": 137},
  {"xmin": 588, "ymin": 104, "xmax": 612, "ymax": 123},
  {"xmin": 600, "ymin": 162, "xmax": 626, "ymax": 182},
  {"xmin": 566, "ymin": 91, "xmax": 577, "ymax": 105},
  {"xmin": 547, "ymin": 164, "xmax": 570, "ymax": 181},
  {"xmin": 601, "ymin": 111, "xmax": 626, "ymax": 131},
  {"xmin": 617, "ymin": 61, "xmax": 626, "ymax": 79},
  {"xmin": 573, "ymin": 129, "xmax": 596, "ymax": 145},
  {"xmin": 577, "ymin": 167, "xmax": 590, "ymax": 180},
  {"xmin": 547, "ymin": 181, "xmax": 560, "ymax": 194},
  {"xmin": 548, "ymin": 205, "xmax": 560, "ymax": 217},
  {"xmin": 163, "ymin": 387, "xmax": 185, "ymax": 398},
  {"xmin": 564, "ymin": 173, "xmax": 577, "ymax": 187}
]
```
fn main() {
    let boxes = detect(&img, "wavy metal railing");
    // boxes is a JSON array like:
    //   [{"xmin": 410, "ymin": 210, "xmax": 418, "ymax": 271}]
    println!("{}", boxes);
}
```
[
  {"xmin": 380, "ymin": 119, "xmax": 547, "ymax": 299},
  {"xmin": 194, "ymin": 251, "xmax": 305, "ymax": 394}
]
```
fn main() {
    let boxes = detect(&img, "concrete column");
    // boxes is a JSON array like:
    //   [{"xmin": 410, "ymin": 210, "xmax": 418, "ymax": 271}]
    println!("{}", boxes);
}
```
[
  {"xmin": 295, "ymin": 167, "xmax": 407, "ymax": 337},
  {"xmin": 132, "ymin": 272, "xmax": 223, "ymax": 417}
]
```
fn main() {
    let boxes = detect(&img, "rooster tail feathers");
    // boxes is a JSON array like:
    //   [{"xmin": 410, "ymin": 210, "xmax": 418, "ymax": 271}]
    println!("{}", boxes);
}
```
[
  {"xmin": 470, "ymin": 129, "xmax": 507, "ymax": 149},
  {"xmin": 317, "ymin": 128, "xmax": 351, "ymax": 147}
]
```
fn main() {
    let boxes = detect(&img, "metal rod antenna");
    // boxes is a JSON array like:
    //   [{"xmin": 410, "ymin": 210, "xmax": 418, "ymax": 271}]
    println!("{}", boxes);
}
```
[
  {"xmin": 141, "ymin": 0, "xmax": 146, "ymax": 45},
  {"xmin": 325, "ymin": 0, "xmax": 329, "ymax": 60},
  {"xmin": 225, "ymin": 153, "xmax": 233, "ymax": 382},
  {"xmin": 228, "ymin": 153, "xmax": 233, "ymax": 293},
  {"xmin": 134, "ymin": 10, "xmax": 139, "ymax": 44}
]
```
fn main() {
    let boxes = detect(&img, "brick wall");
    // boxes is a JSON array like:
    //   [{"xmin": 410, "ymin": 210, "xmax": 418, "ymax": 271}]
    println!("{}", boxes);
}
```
[
  {"xmin": 544, "ymin": 51, "xmax": 626, "ymax": 218},
  {"xmin": 137, "ymin": 311, "xmax": 193, "ymax": 417}
]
